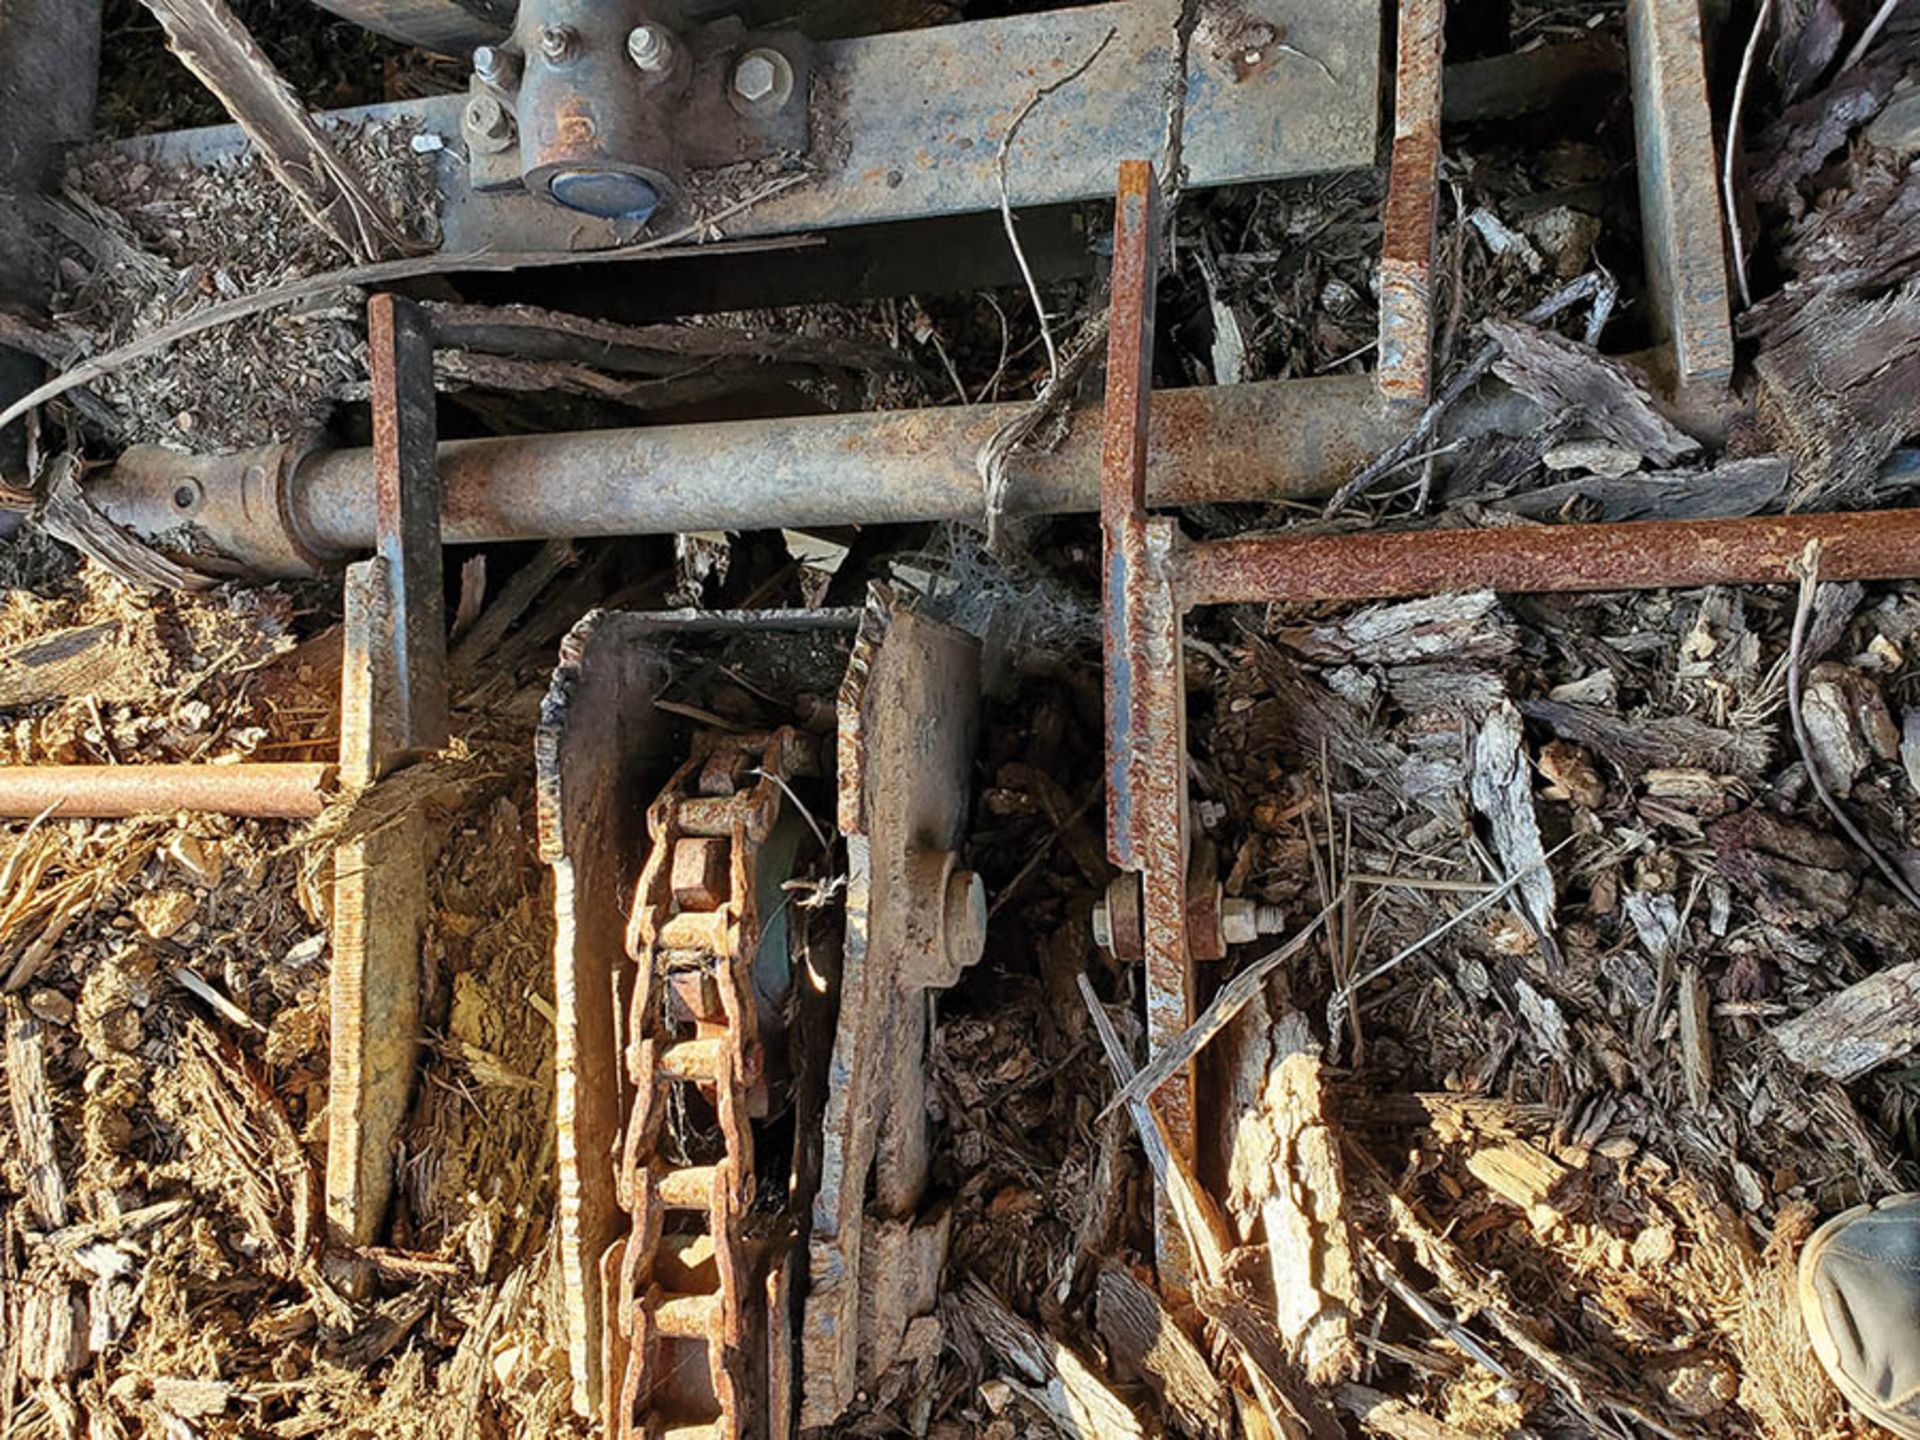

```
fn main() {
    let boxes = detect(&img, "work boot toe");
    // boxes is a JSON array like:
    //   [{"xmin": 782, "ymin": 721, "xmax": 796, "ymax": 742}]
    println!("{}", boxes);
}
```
[{"xmin": 1802, "ymin": 1193, "xmax": 1920, "ymax": 1439}]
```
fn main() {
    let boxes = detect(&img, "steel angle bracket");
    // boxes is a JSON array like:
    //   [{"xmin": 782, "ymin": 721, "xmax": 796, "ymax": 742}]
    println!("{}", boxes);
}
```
[{"xmin": 118, "ymin": 0, "xmax": 1379, "ymax": 255}]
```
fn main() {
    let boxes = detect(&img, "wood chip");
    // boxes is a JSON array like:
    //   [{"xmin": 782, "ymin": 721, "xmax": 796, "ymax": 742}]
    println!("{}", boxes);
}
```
[
  {"xmin": 1470, "ymin": 701, "xmax": 1557, "ymax": 939},
  {"xmin": 138, "ymin": 0, "xmax": 409, "ymax": 263},
  {"xmin": 1484, "ymin": 320, "xmax": 1701, "ymax": 467},
  {"xmin": 5, "ymin": 995, "xmax": 69, "ymax": 1229},
  {"xmin": 955, "ymin": 1278, "xmax": 1145, "ymax": 1439},
  {"xmin": 1096, "ymin": 1263, "xmax": 1232, "ymax": 1440},
  {"xmin": 1772, "ymin": 960, "xmax": 1920, "ymax": 1081},
  {"xmin": 1221, "ymin": 994, "xmax": 1358, "ymax": 1384}
]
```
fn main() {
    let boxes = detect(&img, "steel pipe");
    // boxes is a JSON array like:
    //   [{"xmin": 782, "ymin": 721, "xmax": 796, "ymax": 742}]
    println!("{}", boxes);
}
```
[
  {"xmin": 0, "ymin": 763, "xmax": 336, "ymax": 819},
  {"xmin": 88, "ymin": 375, "xmax": 1545, "ymax": 577},
  {"xmin": 1179, "ymin": 508, "xmax": 1920, "ymax": 609}
]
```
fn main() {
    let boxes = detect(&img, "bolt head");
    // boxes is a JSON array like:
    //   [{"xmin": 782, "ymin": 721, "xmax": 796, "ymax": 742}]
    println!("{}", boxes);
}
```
[
  {"xmin": 539, "ymin": 24, "xmax": 577, "ymax": 62},
  {"xmin": 472, "ymin": 43, "xmax": 518, "ymax": 86},
  {"xmin": 627, "ymin": 24, "xmax": 671, "ymax": 72},
  {"xmin": 732, "ymin": 49, "xmax": 784, "ymax": 104}
]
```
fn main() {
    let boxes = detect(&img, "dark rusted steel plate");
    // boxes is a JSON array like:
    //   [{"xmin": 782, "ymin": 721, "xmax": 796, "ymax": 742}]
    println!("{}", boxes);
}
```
[
  {"xmin": 367, "ymin": 292, "xmax": 449, "ymax": 763},
  {"xmin": 1626, "ymin": 0, "xmax": 1734, "ymax": 391},
  {"xmin": 1378, "ymin": 0, "xmax": 1445, "ymax": 407},
  {"xmin": 805, "ymin": 591, "xmax": 981, "ymax": 1429},
  {"xmin": 1179, "ymin": 508, "xmax": 1920, "ymax": 609}
]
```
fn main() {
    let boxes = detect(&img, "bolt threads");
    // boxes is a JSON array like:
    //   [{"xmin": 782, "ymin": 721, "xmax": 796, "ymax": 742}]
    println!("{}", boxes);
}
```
[
  {"xmin": 472, "ymin": 43, "xmax": 518, "ymax": 87},
  {"xmin": 627, "ymin": 24, "xmax": 671, "ymax": 71},
  {"xmin": 539, "ymin": 24, "xmax": 576, "ymax": 62}
]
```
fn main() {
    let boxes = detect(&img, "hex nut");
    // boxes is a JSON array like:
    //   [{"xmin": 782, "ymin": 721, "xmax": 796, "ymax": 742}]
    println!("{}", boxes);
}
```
[
  {"xmin": 1221, "ymin": 897, "xmax": 1258, "ymax": 946},
  {"xmin": 463, "ymin": 93, "xmax": 515, "ymax": 153}
]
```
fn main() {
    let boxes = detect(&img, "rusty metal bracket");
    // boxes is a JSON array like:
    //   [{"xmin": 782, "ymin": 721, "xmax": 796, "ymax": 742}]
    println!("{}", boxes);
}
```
[
  {"xmin": 327, "ymin": 293, "xmax": 451, "ymax": 1251},
  {"xmin": 1378, "ymin": 0, "xmax": 1445, "ymax": 408},
  {"xmin": 1100, "ymin": 159, "xmax": 1198, "ymax": 1286},
  {"xmin": 803, "ymin": 591, "xmax": 983, "ymax": 1430}
]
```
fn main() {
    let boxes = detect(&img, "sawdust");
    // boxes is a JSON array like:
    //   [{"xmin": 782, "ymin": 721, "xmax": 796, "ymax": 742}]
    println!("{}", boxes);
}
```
[{"xmin": 50, "ymin": 119, "xmax": 439, "ymax": 453}]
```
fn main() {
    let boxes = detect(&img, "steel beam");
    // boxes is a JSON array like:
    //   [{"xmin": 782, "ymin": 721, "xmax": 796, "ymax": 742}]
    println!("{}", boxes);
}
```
[
  {"xmin": 0, "ymin": 762, "xmax": 333, "ymax": 819},
  {"xmin": 327, "ymin": 294, "xmax": 449, "ymax": 1253},
  {"xmin": 307, "ymin": 0, "xmax": 511, "ymax": 53},
  {"xmin": 365, "ymin": 293, "xmax": 450, "ymax": 766},
  {"xmin": 1627, "ymin": 0, "xmax": 1734, "ymax": 392},
  {"xmin": 120, "ymin": 0, "xmax": 1378, "ymax": 255}
]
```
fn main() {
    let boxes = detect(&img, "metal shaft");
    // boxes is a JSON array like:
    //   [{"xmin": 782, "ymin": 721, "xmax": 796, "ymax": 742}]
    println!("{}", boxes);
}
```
[
  {"xmin": 0, "ymin": 763, "xmax": 336, "ymax": 819},
  {"xmin": 88, "ymin": 375, "xmax": 1544, "ymax": 576},
  {"xmin": 1179, "ymin": 508, "xmax": 1920, "ymax": 609}
]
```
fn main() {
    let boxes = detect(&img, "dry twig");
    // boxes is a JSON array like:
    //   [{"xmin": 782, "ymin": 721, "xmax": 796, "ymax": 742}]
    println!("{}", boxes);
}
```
[
  {"xmin": 995, "ymin": 28, "xmax": 1117, "ymax": 388},
  {"xmin": 1787, "ymin": 540, "xmax": 1920, "ymax": 910},
  {"xmin": 1726, "ymin": 0, "xmax": 1772, "ymax": 308}
]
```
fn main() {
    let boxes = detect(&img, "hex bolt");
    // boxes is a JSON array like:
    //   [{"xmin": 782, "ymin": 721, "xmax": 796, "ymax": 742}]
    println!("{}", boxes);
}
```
[
  {"xmin": 731, "ymin": 48, "xmax": 790, "ymax": 106},
  {"xmin": 627, "ymin": 24, "xmax": 672, "ymax": 73},
  {"xmin": 472, "ymin": 43, "xmax": 519, "ymax": 88},
  {"xmin": 539, "ymin": 24, "xmax": 578, "ymax": 64}
]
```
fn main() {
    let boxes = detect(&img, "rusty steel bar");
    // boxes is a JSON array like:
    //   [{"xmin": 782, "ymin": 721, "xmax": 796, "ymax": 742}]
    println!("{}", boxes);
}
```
[
  {"xmin": 84, "ymin": 375, "xmax": 1548, "ymax": 576},
  {"xmin": 1099, "ymin": 160, "xmax": 1196, "ymax": 1286},
  {"xmin": 1377, "ymin": 0, "xmax": 1445, "ymax": 407},
  {"xmin": 0, "ymin": 763, "xmax": 335, "ymax": 819},
  {"xmin": 1627, "ymin": 0, "xmax": 1734, "ymax": 392},
  {"xmin": 1179, "ymin": 508, "xmax": 1920, "ymax": 610}
]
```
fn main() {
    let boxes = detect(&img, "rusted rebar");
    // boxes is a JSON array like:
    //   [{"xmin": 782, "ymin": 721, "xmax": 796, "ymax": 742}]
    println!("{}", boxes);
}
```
[
  {"xmin": 0, "ymin": 763, "xmax": 336, "ymax": 819},
  {"xmin": 1179, "ymin": 507, "xmax": 1920, "ymax": 609}
]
